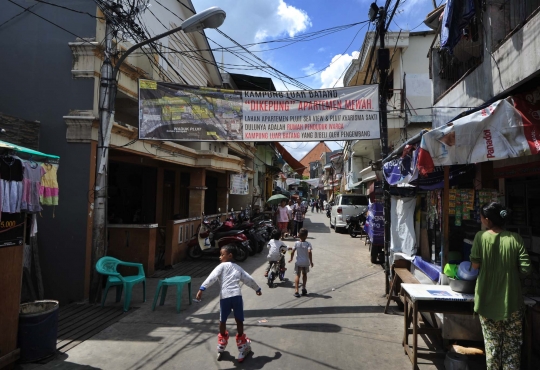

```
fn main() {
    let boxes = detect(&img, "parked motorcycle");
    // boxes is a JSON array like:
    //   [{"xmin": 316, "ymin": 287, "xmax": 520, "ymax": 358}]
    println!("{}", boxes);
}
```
[
  {"xmin": 345, "ymin": 209, "xmax": 367, "ymax": 238},
  {"xmin": 187, "ymin": 211, "xmax": 251, "ymax": 261},
  {"xmin": 227, "ymin": 208, "xmax": 266, "ymax": 255}
]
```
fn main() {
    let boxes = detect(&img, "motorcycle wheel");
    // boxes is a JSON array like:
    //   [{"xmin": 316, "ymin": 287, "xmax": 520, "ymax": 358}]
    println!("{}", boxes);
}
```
[
  {"xmin": 257, "ymin": 241, "xmax": 265, "ymax": 253},
  {"xmin": 349, "ymin": 228, "xmax": 358, "ymax": 238},
  {"xmin": 188, "ymin": 245, "xmax": 203, "ymax": 259},
  {"xmin": 267, "ymin": 273, "xmax": 274, "ymax": 288},
  {"xmin": 234, "ymin": 245, "xmax": 249, "ymax": 262}
]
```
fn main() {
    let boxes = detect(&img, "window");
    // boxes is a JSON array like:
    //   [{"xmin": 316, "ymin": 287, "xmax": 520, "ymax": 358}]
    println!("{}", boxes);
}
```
[{"xmin": 341, "ymin": 195, "xmax": 369, "ymax": 206}]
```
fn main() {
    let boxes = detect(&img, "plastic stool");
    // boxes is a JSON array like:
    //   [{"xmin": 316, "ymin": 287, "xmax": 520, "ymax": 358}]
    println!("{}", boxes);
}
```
[{"xmin": 152, "ymin": 276, "xmax": 192, "ymax": 313}]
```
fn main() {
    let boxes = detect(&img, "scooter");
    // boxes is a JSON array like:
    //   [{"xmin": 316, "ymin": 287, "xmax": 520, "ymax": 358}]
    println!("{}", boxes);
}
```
[
  {"xmin": 267, "ymin": 249, "xmax": 287, "ymax": 288},
  {"xmin": 345, "ymin": 208, "xmax": 368, "ymax": 238},
  {"xmin": 325, "ymin": 201, "xmax": 334, "ymax": 218},
  {"xmin": 187, "ymin": 210, "xmax": 251, "ymax": 262}
]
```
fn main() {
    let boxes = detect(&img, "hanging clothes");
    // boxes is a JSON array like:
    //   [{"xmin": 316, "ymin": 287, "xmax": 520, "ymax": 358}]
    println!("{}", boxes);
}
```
[
  {"xmin": 440, "ymin": 0, "xmax": 476, "ymax": 54},
  {"xmin": 40, "ymin": 163, "xmax": 59, "ymax": 206},
  {"xmin": 0, "ymin": 156, "xmax": 24, "ymax": 213},
  {"xmin": 20, "ymin": 159, "xmax": 45, "ymax": 213}
]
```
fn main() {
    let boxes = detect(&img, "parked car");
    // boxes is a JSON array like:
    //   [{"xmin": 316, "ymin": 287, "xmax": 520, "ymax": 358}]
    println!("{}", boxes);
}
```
[{"xmin": 329, "ymin": 194, "xmax": 369, "ymax": 232}]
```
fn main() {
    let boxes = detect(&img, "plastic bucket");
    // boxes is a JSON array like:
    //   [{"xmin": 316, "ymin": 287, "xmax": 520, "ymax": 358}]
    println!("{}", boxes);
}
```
[{"xmin": 18, "ymin": 300, "xmax": 59, "ymax": 362}]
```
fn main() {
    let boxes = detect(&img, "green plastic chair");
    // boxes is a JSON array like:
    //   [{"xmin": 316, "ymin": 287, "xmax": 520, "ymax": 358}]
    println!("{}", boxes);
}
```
[
  {"xmin": 152, "ymin": 276, "xmax": 192, "ymax": 313},
  {"xmin": 96, "ymin": 256, "xmax": 146, "ymax": 312}
]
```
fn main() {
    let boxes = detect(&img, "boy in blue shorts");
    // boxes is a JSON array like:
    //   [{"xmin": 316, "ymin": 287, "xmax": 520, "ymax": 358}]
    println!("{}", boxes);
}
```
[{"xmin": 196, "ymin": 245, "xmax": 262, "ymax": 362}]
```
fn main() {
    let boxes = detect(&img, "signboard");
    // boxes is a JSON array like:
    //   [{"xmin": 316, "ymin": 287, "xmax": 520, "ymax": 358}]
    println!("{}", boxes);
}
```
[
  {"xmin": 139, "ymin": 80, "xmax": 380, "ymax": 142},
  {"xmin": 0, "ymin": 213, "xmax": 25, "ymax": 248},
  {"xmin": 230, "ymin": 173, "xmax": 249, "ymax": 195},
  {"xmin": 417, "ymin": 94, "xmax": 540, "ymax": 174}
]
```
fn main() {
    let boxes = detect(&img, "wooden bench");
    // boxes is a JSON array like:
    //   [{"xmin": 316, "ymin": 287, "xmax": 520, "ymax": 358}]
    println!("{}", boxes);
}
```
[{"xmin": 384, "ymin": 263, "xmax": 420, "ymax": 314}]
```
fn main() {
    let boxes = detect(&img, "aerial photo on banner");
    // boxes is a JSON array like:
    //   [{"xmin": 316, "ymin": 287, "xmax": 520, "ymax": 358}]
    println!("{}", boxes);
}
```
[{"xmin": 138, "ymin": 80, "xmax": 380, "ymax": 142}]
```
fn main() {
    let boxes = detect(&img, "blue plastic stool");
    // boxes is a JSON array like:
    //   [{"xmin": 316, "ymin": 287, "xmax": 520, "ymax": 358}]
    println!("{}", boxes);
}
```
[{"xmin": 152, "ymin": 276, "xmax": 192, "ymax": 313}]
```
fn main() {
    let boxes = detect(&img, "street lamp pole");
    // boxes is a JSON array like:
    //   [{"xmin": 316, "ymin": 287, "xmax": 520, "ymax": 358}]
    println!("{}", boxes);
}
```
[{"xmin": 89, "ymin": 6, "xmax": 226, "ymax": 303}]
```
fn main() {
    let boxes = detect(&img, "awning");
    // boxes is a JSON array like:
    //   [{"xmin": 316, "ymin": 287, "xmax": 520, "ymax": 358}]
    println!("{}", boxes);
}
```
[
  {"xmin": 265, "ymin": 164, "xmax": 282, "ymax": 174},
  {"xmin": 0, "ymin": 140, "xmax": 59, "ymax": 160},
  {"xmin": 360, "ymin": 175, "xmax": 377, "ymax": 184},
  {"xmin": 417, "ymin": 94, "xmax": 540, "ymax": 175},
  {"xmin": 272, "ymin": 142, "xmax": 306, "ymax": 176}
]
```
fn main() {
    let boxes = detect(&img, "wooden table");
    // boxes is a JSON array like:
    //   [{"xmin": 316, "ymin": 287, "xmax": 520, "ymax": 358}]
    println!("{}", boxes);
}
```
[{"xmin": 400, "ymin": 284, "xmax": 475, "ymax": 369}]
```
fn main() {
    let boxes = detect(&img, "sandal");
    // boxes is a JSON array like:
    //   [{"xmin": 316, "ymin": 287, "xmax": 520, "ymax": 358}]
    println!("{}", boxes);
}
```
[
  {"xmin": 302, "ymin": 288, "xmax": 308, "ymax": 296},
  {"xmin": 264, "ymin": 272, "xmax": 268, "ymax": 277},
  {"xmin": 294, "ymin": 292, "xmax": 300, "ymax": 298}
]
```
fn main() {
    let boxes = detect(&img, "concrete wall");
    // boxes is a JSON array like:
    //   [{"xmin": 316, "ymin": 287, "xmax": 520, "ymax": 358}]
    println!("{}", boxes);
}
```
[
  {"xmin": 432, "ymin": 6, "xmax": 540, "ymax": 127},
  {"xmin": 0, "ymin": 0, "xmax": 97, "ymax": 304}
]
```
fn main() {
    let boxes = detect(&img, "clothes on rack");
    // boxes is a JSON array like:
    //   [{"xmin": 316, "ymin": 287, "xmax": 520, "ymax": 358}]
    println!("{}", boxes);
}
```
[
  {"xmin": 21, "ymin": 159, "xmax": 45, "ymax": 213},
  {"xmin": 40, "ymin": 163, "xmax": 59, "ymax": 206},
  {"xmin": 0, "ymin": 156, "xmax": 24, "ymax": 214}
]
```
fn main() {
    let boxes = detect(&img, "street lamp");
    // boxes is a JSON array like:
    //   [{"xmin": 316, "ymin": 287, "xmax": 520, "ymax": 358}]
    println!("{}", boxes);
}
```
[{"xmin": 90, "ymin": 6, "xmax": 226, "ymax": 303}]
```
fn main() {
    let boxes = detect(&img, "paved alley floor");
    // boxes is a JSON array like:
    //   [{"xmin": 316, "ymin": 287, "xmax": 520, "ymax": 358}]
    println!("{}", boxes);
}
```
[{"xmin": 26, "ymin": 211, "xmax": 471, "ymax": 370}]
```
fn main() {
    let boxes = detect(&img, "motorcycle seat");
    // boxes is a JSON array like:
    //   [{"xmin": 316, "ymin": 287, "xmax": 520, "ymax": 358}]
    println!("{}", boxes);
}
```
[{"xmin": 214, "ymin": 230, "xmax": 244, "ymax": 239}]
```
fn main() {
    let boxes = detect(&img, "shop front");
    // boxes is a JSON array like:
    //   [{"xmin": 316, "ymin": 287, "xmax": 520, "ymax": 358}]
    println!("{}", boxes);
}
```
[
  {"xmin": 104, "ymin": 148, "xmax": 233, "ymax": 275},
  {"xmin": 380, "ymin": 89, "xmax": 540, "ymax": 367}
]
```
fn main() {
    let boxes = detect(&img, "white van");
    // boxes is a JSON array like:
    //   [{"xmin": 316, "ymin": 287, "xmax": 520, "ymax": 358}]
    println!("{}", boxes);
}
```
[{"xmin": 330, "ymin": 194, "xmax": 369, "ymax": 231}]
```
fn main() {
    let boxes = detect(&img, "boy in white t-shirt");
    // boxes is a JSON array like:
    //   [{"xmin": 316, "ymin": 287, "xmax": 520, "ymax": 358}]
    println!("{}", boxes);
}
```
[
  {"xmin": 196, "ymin": 245, "xmax": 262, "ymax": 362},
  {"xmin": 264, "ymin": 229, "xmax": 288, "ymax": 277},
  {"xmin": 288, "ymin": 228, "xmax": 314, "ymax": 297}
]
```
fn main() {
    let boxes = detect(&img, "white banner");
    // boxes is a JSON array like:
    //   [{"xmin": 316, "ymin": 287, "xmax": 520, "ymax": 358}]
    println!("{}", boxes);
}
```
[
  {"xmin": 230, "ymin": 173, "xmax": 249, "ymax": 195},
  {"xmin": 139, "ymin": 81, "xmax": 380, "ymax": 141},
  {"xmin": 242, "ymin": 85, "xmax": 380, "ymax": 141}
]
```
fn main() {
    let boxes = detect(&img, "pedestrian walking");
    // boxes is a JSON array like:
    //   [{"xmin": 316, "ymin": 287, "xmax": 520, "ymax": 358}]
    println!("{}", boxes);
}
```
[
  {"xmin": 288, "ymin": 228, "xmax": 313, "ymax": 297},
  {"xmin": 315, "ymin": 199, "xmax": 319, "ymax": 213},
  {"xmin": 196, "ymin": 245, "xmax": 262, "ymax": 362},
  {"xmin": 292, "ymin": 197, "xmax": 307, "ymax": 238},
  {"xmin": 470, "ymin": 202, "xmax": 531, "ymax": 370},
  {"xmin": 286, "ymin": 200, "xmax": 294, "ymax": 237},
  {"xmin": 275, "ymin": 200, "xmax": 289, "ymax": 240}
]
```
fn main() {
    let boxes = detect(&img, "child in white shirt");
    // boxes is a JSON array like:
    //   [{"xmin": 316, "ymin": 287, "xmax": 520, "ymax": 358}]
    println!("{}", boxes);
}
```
[
  {"xmin": 264, "ymin": 229, "xmax": 288, "ymax": 277},
  {"xmin": 196, "ymin": 245, "xmax": 261, "ymax": 362}
]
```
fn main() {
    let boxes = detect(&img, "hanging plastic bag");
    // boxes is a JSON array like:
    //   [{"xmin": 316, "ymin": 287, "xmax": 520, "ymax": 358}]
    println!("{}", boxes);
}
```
[{"xmin": 444, "ymin": 263, "xmax": 459, "ymax": 279}]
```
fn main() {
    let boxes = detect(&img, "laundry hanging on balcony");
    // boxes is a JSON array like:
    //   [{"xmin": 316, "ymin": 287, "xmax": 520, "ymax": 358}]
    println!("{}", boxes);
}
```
[{"xmin": 440, "ymin": 0, "xmax": 476, "ymax": 54}]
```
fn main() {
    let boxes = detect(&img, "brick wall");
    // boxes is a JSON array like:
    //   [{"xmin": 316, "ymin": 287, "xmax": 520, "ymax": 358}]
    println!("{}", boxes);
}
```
[
  {"xmin": 0, "ymin": 113, "xmax": 40, "ymax": 150},
  {"xmin": 299, "ymin": 142, "xmax": 331, "ymax": 177}
]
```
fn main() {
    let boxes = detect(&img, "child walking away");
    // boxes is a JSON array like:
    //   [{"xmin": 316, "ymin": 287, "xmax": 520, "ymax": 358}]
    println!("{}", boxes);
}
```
[
  {"xmin": 264, "ymin": 229, "xmax": 288, "ymax": 278},
  {"xmin": 288, "ymin": 228, "xmax": 313, "ymax": 297},
  {"xmin": 196, "ymin": 245, "xmax": 262, "ymax": 362}
]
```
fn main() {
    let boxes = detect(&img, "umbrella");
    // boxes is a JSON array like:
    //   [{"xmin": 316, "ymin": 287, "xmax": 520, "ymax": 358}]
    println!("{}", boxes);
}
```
[{"xmin": 266, "ymin": 194, "xmax": 289, "ymax": 205}]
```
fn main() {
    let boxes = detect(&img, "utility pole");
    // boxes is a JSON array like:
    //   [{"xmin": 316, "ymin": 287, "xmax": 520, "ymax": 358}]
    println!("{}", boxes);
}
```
[
  {"xmin": 88, "ymin": 5, "xmax": 226, "ymax": 303},
  {"xmin": 89, "ymin": 16, "xmax": 115, "ymax": 304},
  {"xmin": 375, "ymin": 5, "xmax": 392, "ymax": 295}
]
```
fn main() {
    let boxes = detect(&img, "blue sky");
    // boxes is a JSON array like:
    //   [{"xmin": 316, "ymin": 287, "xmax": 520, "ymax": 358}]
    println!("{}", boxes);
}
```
[{"xmin": 193, "ymin": 0, "xmax": 438, "ymax": 159}]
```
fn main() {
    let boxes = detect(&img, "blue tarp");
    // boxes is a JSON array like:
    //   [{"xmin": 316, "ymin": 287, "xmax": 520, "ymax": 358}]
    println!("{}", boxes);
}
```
[{"xmin": 364, "ymin": 202, "xmax": 384, "ymax": 246}]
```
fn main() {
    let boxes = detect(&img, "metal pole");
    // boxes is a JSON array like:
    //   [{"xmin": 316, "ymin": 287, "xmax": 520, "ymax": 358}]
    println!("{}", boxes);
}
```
[
  {"xmin": 89, "ymin": 17, "xmax": 114, "ymax": 303},
  {"xmin": 376, "ymin": 7, "xmax": 392, "ymax": 295}
]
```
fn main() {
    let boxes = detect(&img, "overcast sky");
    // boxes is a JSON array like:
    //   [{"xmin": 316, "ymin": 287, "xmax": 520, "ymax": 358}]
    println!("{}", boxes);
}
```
[{"xmin": 193, "ymin": 0, "xmax": 437, "ymax": 160}]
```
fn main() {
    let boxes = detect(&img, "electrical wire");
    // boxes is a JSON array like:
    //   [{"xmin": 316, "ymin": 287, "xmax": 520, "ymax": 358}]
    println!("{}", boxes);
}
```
[
  {"xmin": 0, "ymin": 2, "xmax": 37, "ymax": 28},
  {"xmin": 35, "ymin": 0, "xmax": 104, "ymax": 19},
  {"xmin": 7, "ymin": 0, "xmax": 96, "ymax": 46},
  {"xmin": 291, "ymin": 22, "xmax": 368, "ymax": 79}
]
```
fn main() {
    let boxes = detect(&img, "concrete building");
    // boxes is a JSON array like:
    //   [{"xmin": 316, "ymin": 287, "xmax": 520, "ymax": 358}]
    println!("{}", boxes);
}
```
[
  {"xmin": 0, "ymin": 0, "xmax": 262, "ymax": 303},
  {"xmin": 342, "ymin": 30, "xmax": 435, "ymax": 194},
  {"xmin": 425, "ymin": 2, "xmax": 540, "ymax": 265}
]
